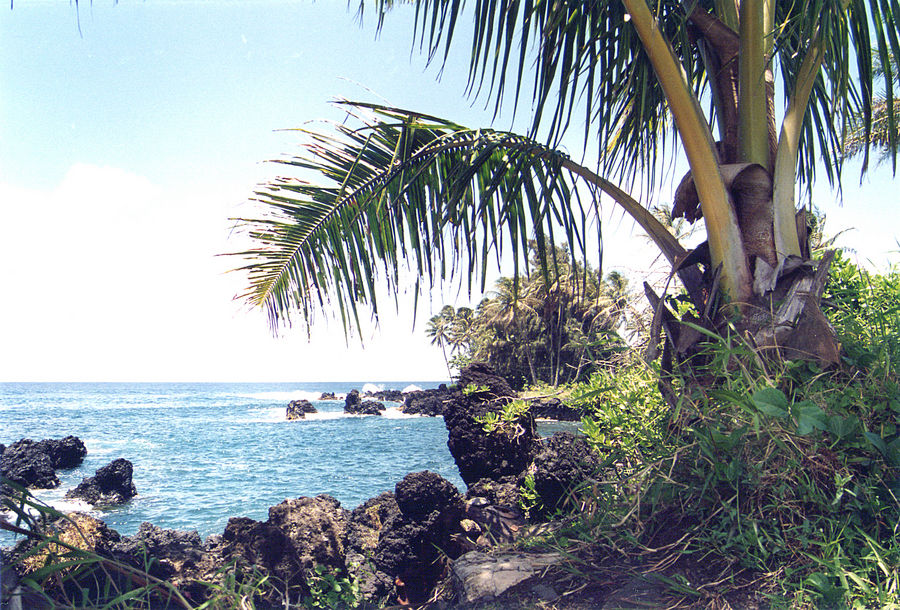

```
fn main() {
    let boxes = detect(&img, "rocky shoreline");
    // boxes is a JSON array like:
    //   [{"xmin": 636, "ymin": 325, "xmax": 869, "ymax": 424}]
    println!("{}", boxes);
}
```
[{"xmin": 1, "ymin": 365, "xmax": 595, "ymax": 608}]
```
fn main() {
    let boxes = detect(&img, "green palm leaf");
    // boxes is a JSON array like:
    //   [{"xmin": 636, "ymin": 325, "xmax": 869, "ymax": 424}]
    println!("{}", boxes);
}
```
[{"xmin": 231, "ymin": 102, "xmax": 614, "ymax": 333}]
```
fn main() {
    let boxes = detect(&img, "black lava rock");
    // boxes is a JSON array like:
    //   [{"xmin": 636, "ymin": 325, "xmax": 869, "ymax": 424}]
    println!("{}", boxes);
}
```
[{"xmin": 66, "ymin": 458, "xmax": 137, "ymax": 505}]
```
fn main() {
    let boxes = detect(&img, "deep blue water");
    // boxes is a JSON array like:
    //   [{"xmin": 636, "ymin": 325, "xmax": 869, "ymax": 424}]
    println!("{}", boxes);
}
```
[{"xmin": 0, "ymin": 381, "xmax": 461, "ymax": 544}]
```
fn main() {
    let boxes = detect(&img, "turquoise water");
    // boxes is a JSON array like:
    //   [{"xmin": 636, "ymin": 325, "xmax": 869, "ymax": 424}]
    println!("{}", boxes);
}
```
[{"xmin": 0, "ymin": 382, "xmax": 461, "ymax": 544}]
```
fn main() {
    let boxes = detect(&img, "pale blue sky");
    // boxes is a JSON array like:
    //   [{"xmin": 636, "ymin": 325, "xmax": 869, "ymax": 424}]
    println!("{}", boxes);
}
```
[{"xmin": 0, "ymin": 1, "xmax": 896, "ymax": 382}]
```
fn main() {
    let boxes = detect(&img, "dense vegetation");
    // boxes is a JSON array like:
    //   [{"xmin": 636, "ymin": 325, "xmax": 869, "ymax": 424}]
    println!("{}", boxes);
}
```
[{"xmin": 427, "ymin": 245, "xmax": 629, "ymax": 389}]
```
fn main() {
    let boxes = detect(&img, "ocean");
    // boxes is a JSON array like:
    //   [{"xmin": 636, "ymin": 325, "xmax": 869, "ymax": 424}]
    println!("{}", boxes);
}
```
[{"xmin": 0, "ymin": 381, "xmax": 462, "ymax": 546}]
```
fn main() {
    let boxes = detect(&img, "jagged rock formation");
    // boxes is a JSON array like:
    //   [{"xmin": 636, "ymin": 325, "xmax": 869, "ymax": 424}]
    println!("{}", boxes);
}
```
[
  {"xmin": 286, "ymin": 399, "xmax": 317, "ymax": 420},
  {"xmin": 0, "ymin": 436, "xmax": 87, "ymax": 491},
  {"xmin": 66, "ymin": 458, "xmax": 137, "ymax": 506}
]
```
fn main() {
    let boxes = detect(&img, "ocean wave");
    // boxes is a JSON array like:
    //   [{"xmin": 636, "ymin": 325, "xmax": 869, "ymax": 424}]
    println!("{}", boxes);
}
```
[
  {"xmin": 237, "ymin": 390, "xmax": 328, "ymax": 402},
  {"xmin": 361, "ymin": 383, "xmax": 384, "ymax": 394},
  {"xmin": 401, "ymin": 384, "xmax": 424, "ymax": 393}
]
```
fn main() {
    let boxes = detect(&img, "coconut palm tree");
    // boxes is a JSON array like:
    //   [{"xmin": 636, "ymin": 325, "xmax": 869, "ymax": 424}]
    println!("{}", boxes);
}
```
[
  {"xmin": 426, "ymin": 304, "xmax": 456, "ymax": 377},
  {"xmin": 233, "ymin": 1, "xmax": 900, "ymax": 366}
]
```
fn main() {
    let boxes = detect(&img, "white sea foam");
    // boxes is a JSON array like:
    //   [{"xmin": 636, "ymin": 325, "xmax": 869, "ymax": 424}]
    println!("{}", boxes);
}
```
[
  {"xmin": 304, "ymin": 411, "xmax": 351, "ymax": 421},
  {"xmin": 401, "ymin": 384, "xmax": 424, "ymax": 393},
  {"xmin": 361, "ymin": 383, "xmax": 384, "ymax": 394},
  {"xmin": 382, "ymin": 407, "xmax": 422, "ymax": 419}
]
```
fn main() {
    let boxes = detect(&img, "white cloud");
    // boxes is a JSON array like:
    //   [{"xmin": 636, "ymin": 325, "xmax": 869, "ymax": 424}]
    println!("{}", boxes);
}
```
[{"xmin": 0, "ymin": 164, "xmax": 449, "ymax": 382}]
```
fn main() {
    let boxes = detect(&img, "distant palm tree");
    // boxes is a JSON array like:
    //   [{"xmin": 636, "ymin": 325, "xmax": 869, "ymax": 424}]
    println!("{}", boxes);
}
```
[
  {"xmin": 426, "ymin": 305, "xmax": 456, "ymax": 378},
  {"xmin": 448, "ymin": 307, "xmax": 475, "ymax": 355}
]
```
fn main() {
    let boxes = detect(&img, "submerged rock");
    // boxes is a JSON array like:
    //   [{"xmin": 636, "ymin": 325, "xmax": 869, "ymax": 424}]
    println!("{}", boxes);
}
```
[
  {"xmin": 66, "ymin": 458, "xmax": 137, "ymax": 506},
  {"xmin": 286, "ymin": 399, "xmax": 317, "ymax": 420}
]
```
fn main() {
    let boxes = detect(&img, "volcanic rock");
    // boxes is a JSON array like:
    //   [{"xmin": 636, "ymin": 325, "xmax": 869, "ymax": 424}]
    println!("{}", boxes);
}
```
[
  {"xmin": 218, "ymin": 494, "xmax": 349, "ymax": 593},
  {"xmin": 1, "ymin": 440, "xmax": 60, "ymax": 489},
  {"xmin": 345, "ymin": 399, "xmax": 385, "ymax": 416},
  {"xmin": 367, "ymin": 389, "xmax": 404, "ymax": 402},
  {"xmin": 344, "ymin": 389, "xmax": 361, "ymax": 410},
  {"xmin": 443, "ymin": 395, "xmax": 537, "ymax": 487},
  {"xmin": 401, "ymin": 387, "xmax": 455, "ymax": 416},
  {"xmin": 457, "ymin": 362, "xmax": 516, "ymax": 400},
  {"xmin": 345, "ymin": 492, "xmax": 402, "ymax": 599},
  {"xmin": 319, "ymin": 391, "xmax": 337, "ymax": 400},
  {"xmin": 286, "ymin": 399, "xmax": 317, "ymax": 420},
  {"xmin": 112, "ymin": 523, "xmax": 206, "ymax": 586},
  {"xmin": 528, "ymin": 432, "xmax": 601, "ymax": 516},
  {"xmin": 395, "ymin": 470, "xmax": 462, "ymax": 521},
  {"xmin": 66, "ymin": 458, "xmax": 137, "ymax": 506}
]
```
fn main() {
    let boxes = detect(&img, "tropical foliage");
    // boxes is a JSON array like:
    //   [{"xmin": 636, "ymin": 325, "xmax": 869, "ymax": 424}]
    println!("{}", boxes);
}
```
[{"xmin": 433, "ymin": 244, "xmax": 628, "ymax": 387}]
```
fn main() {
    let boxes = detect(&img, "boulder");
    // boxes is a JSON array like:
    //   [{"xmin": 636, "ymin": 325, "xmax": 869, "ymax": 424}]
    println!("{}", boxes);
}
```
[
  {"xmin": 395, "ymin": 470, "xmax": 462, "ymax": 521},
  {"xmin": 1, "ymin": 439, "xmax": 59, "ymax": 489},
  {"xmin": 344, "ymin": 389, "xmax": 361, "ymax": 410},
  {"xmin": 218, "ymin": 494, "xmax": 349, "ymax": 595},
  {"xmin": 319, "ymin": 391, "xmax": 337, "ymax": 400},
  {"xmin": 286, "ymin": 399, "xmax": 317, "ymax": 420},
  {"xmin": 345, "ymin": 399, "xmax": 385, "ymax": 416},
  {"xmin": 450, "ymin": 551, "xmax": 561, "ymax": 604},
  {"xmin": 443, "ymin": 395, "xmax": 537, "ymax": 487},
  {"xmin": 35, "ymin": 436, "xmax": 88, "ymax": 469},
  {"xmin": 401, "ymin": 387, "xmax": 454, "ymax": 416},
  {"xmin": 372, "ymin": 472, "xmax": 469, "ymax": 605},
  {"xmin": 457, "ymin": 362, "xmax": 516, "ymax": 401},
  {"xmin": 0, "ymin": 436, "xmax": 87, "ymax": 493},
  {"xmin": 66, "ymin": 458, "xmax": 137, "ymax": 506},
  {"xmin": 528, "ymin": 432, "xmax": 600, "ymax": 516}
]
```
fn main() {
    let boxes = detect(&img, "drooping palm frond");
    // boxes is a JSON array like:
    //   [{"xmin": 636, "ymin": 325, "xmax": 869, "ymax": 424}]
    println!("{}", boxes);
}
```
[{"xmin": 231, "ymin": 101, "xmax": 650, "ymax": 334}]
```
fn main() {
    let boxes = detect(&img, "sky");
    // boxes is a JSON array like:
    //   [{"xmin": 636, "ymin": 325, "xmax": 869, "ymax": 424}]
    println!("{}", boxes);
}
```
[{"xmin": 0, "ymin": 1, "xmax": 897, "ymax": 382}]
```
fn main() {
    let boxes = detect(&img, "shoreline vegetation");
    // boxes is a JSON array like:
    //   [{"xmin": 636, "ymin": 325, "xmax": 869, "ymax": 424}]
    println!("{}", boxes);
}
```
[{"xmin": 3, "ymin": 253, "xmax": 900, "ymax": 609}]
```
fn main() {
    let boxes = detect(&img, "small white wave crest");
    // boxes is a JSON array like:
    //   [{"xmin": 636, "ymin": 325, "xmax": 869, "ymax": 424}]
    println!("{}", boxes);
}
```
[
  {"xmin": 238, "ymin": 390, "xmax": 326, "ymax": 402},
  {"xmin": 382, "ymin": 407, "xmax": 421, "ymax": 419},
  {"xmin": 401, "ymin": 384, "xmax": 424, "ymax": 393},
  {"xmin": 361, "ymin": 383, "xmax": 384, "ymax": 394}
]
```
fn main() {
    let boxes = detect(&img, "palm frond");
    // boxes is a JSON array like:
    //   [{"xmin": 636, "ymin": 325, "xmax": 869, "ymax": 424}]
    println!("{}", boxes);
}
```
[{"xmin": 231, "ymin": 102, "xmax": 612, "ymax": 334}]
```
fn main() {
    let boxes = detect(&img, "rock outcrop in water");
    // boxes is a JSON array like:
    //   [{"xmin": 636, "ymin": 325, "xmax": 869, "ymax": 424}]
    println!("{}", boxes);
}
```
[
  {"xmin": 286, "ymin": 399, "xmax": 317, "ymax": 420},
  {"xmin": 401, "ymin": 387, "xmax": 454, "ymax": 416},
  {"xmin": 0, "ymin": 436, "xmax": 87, "ymax": 492},
  {"xmin": 66, "ymin": 458, "xmax": 137, "ymax": 506},
  {"xmin": 344, "ymin": 390, "xmax": 386, "ymax": 415}
]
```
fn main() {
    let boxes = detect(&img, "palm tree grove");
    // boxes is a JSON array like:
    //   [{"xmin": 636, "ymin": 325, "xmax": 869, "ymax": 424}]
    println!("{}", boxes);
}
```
[{"xmin": 6, "ymin": 0, "xmax": 900, "ymax": 608}]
